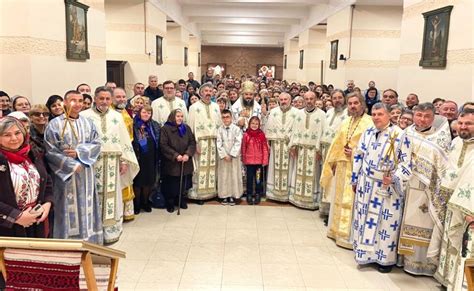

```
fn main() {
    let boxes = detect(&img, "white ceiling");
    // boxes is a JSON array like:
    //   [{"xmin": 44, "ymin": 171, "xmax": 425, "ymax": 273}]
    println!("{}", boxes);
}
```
[{"xmin": 158, "ymin": 0, "xmax": 403, "ymax": 47}]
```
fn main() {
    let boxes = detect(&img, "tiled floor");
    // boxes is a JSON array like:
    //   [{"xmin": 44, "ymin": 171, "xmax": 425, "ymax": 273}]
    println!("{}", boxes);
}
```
[{"xmin": 111, "ymin": 204, "xmax": 442, "ymax": 291}]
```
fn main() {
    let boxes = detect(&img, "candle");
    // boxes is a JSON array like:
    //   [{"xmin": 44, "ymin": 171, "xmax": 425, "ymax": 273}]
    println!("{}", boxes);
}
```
[{"xmin": 60, "ymin": 101, "xmax": 76, "ymax": 140}]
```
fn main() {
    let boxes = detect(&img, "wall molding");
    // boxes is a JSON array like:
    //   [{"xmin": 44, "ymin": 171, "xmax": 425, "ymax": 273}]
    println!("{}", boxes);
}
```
[
  {"xmin": 82, "ymin": 0, "xmax": 105, "ymax": 12},
  {"xmin": 403, "ymin": 0, "xmax": 460, "ymax": 19},
  {"xmin": 344, "ymin": 59, "xmax": 400, "ymax": 68},
  {"xmin": 399, "ymin": 49, "xmax": 474, "ymax": 66},
  {"xmin": 299, "ymin": 43, "xmax": 325, "ymax": 50},
  {"xmin": 0, "ymin": 36, "xmax": 105, "ymax": 59},
  {"xmin": 327, "ymin": 29, "xmax": 401, "ymax": 41}
]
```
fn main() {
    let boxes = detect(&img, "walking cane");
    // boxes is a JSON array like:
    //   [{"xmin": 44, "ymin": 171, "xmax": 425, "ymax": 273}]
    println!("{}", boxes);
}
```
[{"xmin": 177, "ymin": 160, "xmax": 185, "ymax": 216}]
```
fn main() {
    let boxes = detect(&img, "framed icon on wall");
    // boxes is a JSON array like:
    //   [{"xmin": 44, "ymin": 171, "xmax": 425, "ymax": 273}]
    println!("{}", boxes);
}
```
[
  {"xmin": 156, "ymin": 35, "xmax": 163, "ymax": 65},
  {"xmin": 330, "ymin": 40, "xmax": 338, "ymax": 69},
  {"xmin": 299, "ymin": 50, "xmax": 304, "ymax": 69},
  {"xmin": 65, "ymin": 0, "xmax": 90, "ymax": 60},
  {"xmin": 257, "ymin": 64, "xmax": 276, "ymax": 79}
]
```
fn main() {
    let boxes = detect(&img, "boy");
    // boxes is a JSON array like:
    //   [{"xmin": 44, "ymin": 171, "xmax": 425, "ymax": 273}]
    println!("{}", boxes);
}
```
[{"xmin": 217, "ymin": 109, "xmax": 243, "ymax": 205}]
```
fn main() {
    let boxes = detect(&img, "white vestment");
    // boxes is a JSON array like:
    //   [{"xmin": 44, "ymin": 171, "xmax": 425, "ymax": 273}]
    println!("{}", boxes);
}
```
[
  {"xmin": 151, "ymin": 97, "xmax": 188, "ymax": 124},
  {"xmin": 187, "ymin": 100, "xmax": 221, "ymax": 200},
  {"xmin": 216, "ymin": 123, "xmax": 243, "ymax": 199},
  {"xmin": 264, "ymin": 106, "xmax": 300, "ymax": 202},
  {"xmin": 81, "ymin": 107, "xmax": 139, "ymax": 244},
  {"xmin": 231, "ymin": 97, "xmax": 261, "ymax": 130}
]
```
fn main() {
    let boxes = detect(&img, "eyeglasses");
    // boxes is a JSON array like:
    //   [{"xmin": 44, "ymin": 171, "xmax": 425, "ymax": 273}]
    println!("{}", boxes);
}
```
[
  {"xmin": 164, "ymin": 87, "xmax": 175, "ymax": 90},
  {"xmin": 30, "ymin": 112, "xmax": 50, "ymax": 117}
]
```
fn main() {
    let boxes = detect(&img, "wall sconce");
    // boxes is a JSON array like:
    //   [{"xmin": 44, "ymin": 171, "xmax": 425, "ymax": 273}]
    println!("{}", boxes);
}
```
[{"xmin": 339, "ymin": 54, "xmax": 348, "ymax": 61}]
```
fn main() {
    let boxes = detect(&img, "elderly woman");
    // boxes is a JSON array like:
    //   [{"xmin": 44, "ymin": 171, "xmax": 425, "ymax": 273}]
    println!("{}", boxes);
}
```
[
  {"xmin": 132, "ymin": 105, "xmax": 161, "ymax": 214},
  {"xmin": 0, "ymin": 116, "xmax": 53, "ymax": 238},
  {"xmin": 12, "ymin": 95, "xmax": 31, "ymax": 114},
  {"xmin": 45, "ymin": 95, "xmax": 64, "ymax": 120},
  {"xmin": 160, "ymin": 109, "xmax": 196, "ymax": 213},
  {"xmin": 28, "ymin": 105, "xmax": 50, "ymax": 153},
  {"xmin": 8, "ymin": 111, "xmax": 30, "ymax": 132}
]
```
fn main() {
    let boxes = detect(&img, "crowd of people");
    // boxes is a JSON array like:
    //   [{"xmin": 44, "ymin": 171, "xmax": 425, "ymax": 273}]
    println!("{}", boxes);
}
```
[{"xmin": 0, "ymin": 71, "xmax": 473, "ymax": 290}]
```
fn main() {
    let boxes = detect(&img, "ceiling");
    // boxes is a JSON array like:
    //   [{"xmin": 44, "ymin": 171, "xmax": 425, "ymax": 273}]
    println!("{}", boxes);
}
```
[{"xmin": 159, "ymin": 0, "xmax": 403, "ymax": 47}]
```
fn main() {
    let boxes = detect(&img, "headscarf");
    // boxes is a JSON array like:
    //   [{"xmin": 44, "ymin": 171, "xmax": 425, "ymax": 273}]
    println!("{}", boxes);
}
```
[
  {"xmin": 134, "ymin": 109, "xmax": 157, "ymax": 153},
  {"xmin": 164, "ymin": 109, "xmax": 187, "ymax": 137},
  {"xmin": 246, "ymin": 116, "xmax": 267, "ymax": 144},
  {"xmin": 0, "ymin": 116, "xmax": 31, "ymax": 166}
]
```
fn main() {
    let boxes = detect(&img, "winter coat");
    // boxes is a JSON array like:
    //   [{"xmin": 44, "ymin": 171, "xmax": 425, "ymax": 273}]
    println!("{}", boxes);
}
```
[
  {"xmin": 241, "ymin": 132, "xmax": 269, "ymax": 166},
  {"xmin": 160, "ymin": 123, "xmax": 196, "ymax": 177}
]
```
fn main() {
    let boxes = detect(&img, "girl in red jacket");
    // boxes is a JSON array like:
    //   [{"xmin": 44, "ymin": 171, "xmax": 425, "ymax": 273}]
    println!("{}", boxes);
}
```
[{"xmin": 241, "ymin": 116, "xmax": 269, "ymax": 205}]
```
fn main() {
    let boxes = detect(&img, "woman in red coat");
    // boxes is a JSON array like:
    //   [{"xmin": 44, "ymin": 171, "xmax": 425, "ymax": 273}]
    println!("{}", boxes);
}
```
[{"xmin": 241, "ymin": 116, "xmax": 269, "ymax": 205}]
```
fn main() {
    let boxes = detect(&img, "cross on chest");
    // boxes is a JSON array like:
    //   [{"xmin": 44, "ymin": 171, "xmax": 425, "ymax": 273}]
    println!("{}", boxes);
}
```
[
  {"xmin": 404, "ymin": 137, "xmax": 411, "ymax": 147},
  {"xmin": 375, "ymin": 249, "xmax": 387, "ymax": 260},
  {"xmin": 366, "ymin": 128, "xmax": 375, "ymax": 135},
  {"xmin": 371, "ymin": 141, "xmax": 381, "ymax": 150},
  {"xmin": 356, "ymin": 249, "xmax": 366, "ymax": 258}
]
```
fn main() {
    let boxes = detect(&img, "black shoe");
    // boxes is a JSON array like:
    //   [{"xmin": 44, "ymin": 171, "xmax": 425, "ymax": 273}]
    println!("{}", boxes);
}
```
[
  {"xmin": 246, "ymin": 195, "xmax": 254, "ymax": 205},
  {"xmin": 180, "ymin": 201, "xmax": 188, "ymax": 209},
  {"xmin": 143, "ymin": 204, "xmax": 152, "ymax": 212},
  {"xmin": 166, "ymin": 206, "xmax": 174, "ymax": 213},
  {"xmin": 134, "ymin": 207, "xmax": 141, "ymax": 215},
  {"xmin": 254, "ymin": 194, "xmax": 261, "ymax": 205},
  {"xmin": 323, "ymin": 217, "xmax": 328, "ymax": 226},
  {"xmin": 377, "ymin": 265, "xmax": 393, "ymax": 273},
  {"xmin": 221, "ymin": 198, "xmax": 229, "ymax": 206},
  {"xmin": 228, "ymin": 198, "xmax": 236, "ymax": 206},
  {"xmin": 197, "ymin": 200, "xmax": 205, "ymax": 205}
]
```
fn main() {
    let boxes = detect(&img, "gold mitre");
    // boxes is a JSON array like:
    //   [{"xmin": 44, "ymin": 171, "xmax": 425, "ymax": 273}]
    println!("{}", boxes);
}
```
[{"xmin": 241, "ymin": 81, "xmax": 256, "ymax": 94}]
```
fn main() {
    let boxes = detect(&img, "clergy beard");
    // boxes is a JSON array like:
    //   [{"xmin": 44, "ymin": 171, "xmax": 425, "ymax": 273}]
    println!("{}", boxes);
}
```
[
  {"xmin": 334, "ymin": 105, "xmax": 346, "ymax": 113},
  {"xmin": 243, "ymin": 99, "xmax": 254, "ymax": 107},
  {"xmin": 115, "ymin": 103, "xmax": 126, "ymax": 110},
  {"xmin": 348, "ymin": 110, "xmax": 363, "ymax": 117},
  {"xmin": 280, "ymin": 104, "xmax": 291, "ymax": 112}
]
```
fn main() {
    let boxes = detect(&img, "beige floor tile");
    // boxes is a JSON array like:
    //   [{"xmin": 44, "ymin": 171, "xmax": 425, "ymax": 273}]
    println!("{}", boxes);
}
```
[
  {"xmin": 227, "ymin": 205, "xmax": 257, "ymax": 217},
  {"xmin": 331, "ymin": 248, "xmax": 358, "ymax": 268},
  {"xmin": 286, "ymin": 217, "xmax": 318, "ymax": 230},
  {"xmin": 259, "ymin": 245, "xmax": 297, "ymax": 264},
  {"xmin": 299, "ymin": 264, "xmax": 347, "ymax": 288},
  {"xmin": 282, "ymin": 207, "xmax": 315, "ymax": 219},
  {"xmin": 222, "ymin": 262, "xmax": 263, "ymax": 285},
  {"xmin": 117, "ymin": 241, "xmax": 156, "ymax": 260},
  {"xmin": 164, "ymin": 215, "xmax": 198, "ymax": 229},
  {"xmin": 180, "ymin": 262, "xmax": 223, "ymax": 285},
  {"xmin": 134, "ymin": 282, "xmax": 179, "ymax": 290},
  {"xmin": 227, "ymin": 216, "xmax": 258, "ymax": 229},
  {"xmin": 261, "ymin": 263, "xmax": 304, "ymax": 287},
  {"xmin": 294, "ymin": 246, "xmax": 336, "ymax": 265},
  {"xmin": 337, "ymin": 265, "xmax": 387, "ymax": 289},
  {"xmin": 289, "ymin": 229, "xmax": 326, "ymax": 246},
  {"xmin": 192, "ymin": 227, "xmax": 227, "ymax": 244},
  {"xmin": 199, "ymin": 204, "xmax": 229, "ymax": 217},
  {"xmin": 257, "ymin": 217, "xmax": 288, "ymax": 230},
  {"xmin": 178, "ymin": 284, "xmax": 221, "ymax": 291},
  {"xmin": 255, "ymin": 206, "xmax": 283, "ymax": 217},
  {"xmin": 156, "ymin": 227, "xmax": 195, "ymax": 243},
  {"xmin": 196, "ymin": 215, "xmax": 228, "ymax": 229},
  {"xmin": 150, "ymin": 242, "xmax": 191, "ymax": 262},
  {"xmin": 187, "ymin": 243, "xmax": 225, "ymax": 263},
  {"xmin": 258, "ymin": 229, "xmax": 292, "ymax": 245},
  {"xmin": 221, "ymin": 285, "xmax": 263, "ymax": 291},
  {"xmin": 138, "ymin": 261, "xmax": 185, "ymax": 284},
  {"xmin": 383, "ymin": 268, "xmax": 434, "ymax": 290},
  {"xmin": 119, "ymin": 227, "xmax": 163, "ymax": 242},
  {"xmin": 224, "ymin": 243, "xmax": 261, "ymax": 263},
  {"xmin": 116, "ymin": 281, "xmax": 137, "ymax": 290},
  {"xmin": 263, "ymin": 288, "xmax": 306, "ymax": 291},
  {"xmin": 225, "ymin": 228, "xmax": 259, "ymax": 244},
  {"xmin": 117, "ymin": 259, "xmax": 147, "ymax": 283}
]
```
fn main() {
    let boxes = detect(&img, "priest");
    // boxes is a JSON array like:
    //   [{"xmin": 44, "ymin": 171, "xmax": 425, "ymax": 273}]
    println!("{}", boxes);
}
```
[
  {"xmin": 320, "ymin": 93, "xmax": 373, "ymax": 248},
  {"xmin": 81, "ymin": 87, "xmax": 139, "ymax": 244},
  {"xmin": 45, "ymin": 90, "xmax": 103, "ymax": 244},
  {"xmin": 351, "ymin": 102, "xmax": 412, "ymax": 273},
  {"xmin": 187, "ymin": 83, "xmax": 221, "ymax": 203},
  {"xmin": 231, "ymin": 80, "xmax": 261, "ymax": 130},
  {"xmin": 288, "ymin": 91, "xmax": 326, "ymax": 210},
  {"xmin": 265, "ymin": 92, "xmax": 300, "ymax": 202},
  {"xmin": 398, "ymin": 103, "xmax": 451, "ymax": 276},
  {"xmin": 151, "ymin": 80, "xmax": 188, "ymax": 124}
]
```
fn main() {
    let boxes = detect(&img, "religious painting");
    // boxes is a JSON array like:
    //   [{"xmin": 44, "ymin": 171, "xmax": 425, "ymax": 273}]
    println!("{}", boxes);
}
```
[
  {"xmin": 299, "ymin": 50, "xmax": 304, "ymax": 69},
  {"xmin": 65, "ymin": 0, "xmax": 90, "ymax": 60},
  {"xmin": 156, "ymin": 35, "xmax": 163, "ymax": 65},
  {"xmin": 198, "ymin": 52, "xmax": 201, "ymax": 67},
  {"xmin": 184, "ymin": 47, "xmax": 189, "ymax": 67},
  {"xmin": 330, "ymin": 40, "xmax": 338, "ymax": 69},
  {"xmin": 419, "ymin": 6, "xmax": 453, "ymax": 68},
  {"xmin": 207, "ymin": 63, "xmax": 226, "ymax": 77},
  {"xmin": 284, "ymin": 54, "xmax": 287, "ymax": 69},
  {"xmin": 257, "ymin": 65, "xmax": 276, "ymax": 79}
]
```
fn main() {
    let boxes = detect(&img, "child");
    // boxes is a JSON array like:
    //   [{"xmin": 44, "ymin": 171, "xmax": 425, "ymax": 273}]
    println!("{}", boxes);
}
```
[
  {"xmin": 241, "ymin": 116, "xmax": 269, "ymax": 205},
  {"xmin": 217, "ymin": 109, "xmax": 243, "ymax": 205}
]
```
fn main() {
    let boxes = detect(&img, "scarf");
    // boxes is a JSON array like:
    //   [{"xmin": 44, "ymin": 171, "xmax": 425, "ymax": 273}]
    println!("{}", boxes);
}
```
[
  {"xmin": 0, "ymin": 144, "xmax": 32, "ymax": 169},
  {"xmin": 246, "ymin": 128, "xmax": 267, "ymax": 145},
  {"xmin": 165, "ymin": 121, "xmax": 187, "ymax": 137},
  {"xmin": 134, "ymin": 115, "xmax": 157, "ymax": 152}
]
